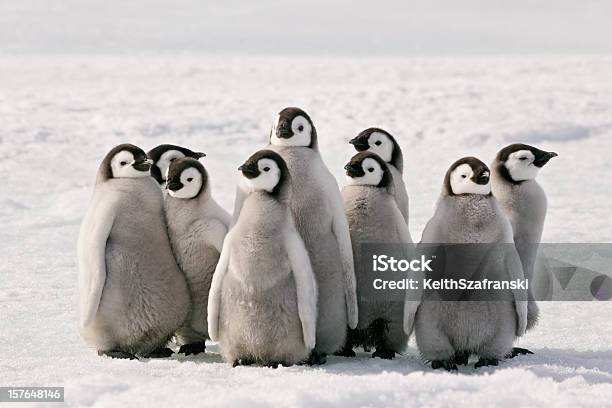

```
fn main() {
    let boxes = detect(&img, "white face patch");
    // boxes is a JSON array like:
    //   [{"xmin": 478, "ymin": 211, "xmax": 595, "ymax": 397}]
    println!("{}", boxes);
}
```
[
  {"xmin": 244, "ymin": 158, "xmax": 281, "ymax": 193},
  {"xmin": 168, "ymin": 167, "xmax": 203, "ymax": 199},
  {"xmin": 366, "ymin": 132, "xmax": 393, "ymax": 163},
  {"xmin": 270, "ymin": 115, "xmax": 312, "ymax": 147},
  {"xmin": 346, "ymin": 158, "xmax": 384, "ymax": 186},
  {"xmin": 157, "ymin": 150, "xmax": 186, "ymax": 181},
  {"xmin": 450, "ymin": 163, "xmax": 490, "ymax": 195},
  {"xmin": 110, "ymin": 151, "xmax": 151, "ymax": 179},
  {"xmin": 505, "ymin": 150, "xmax": 540, "ymax": 181}
]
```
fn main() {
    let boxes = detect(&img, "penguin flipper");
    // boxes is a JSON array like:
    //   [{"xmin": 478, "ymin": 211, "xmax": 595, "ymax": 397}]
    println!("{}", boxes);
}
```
[
  {"xmin": 77, "ymin": 192, "xmax": 117, "ymax": 328},
  {"xmin": 505, "ymin": 245, "xmax": 528, "ymax": 336},
  {"xmin": 285, "ymin": 220, "xmax": 317, "ymax": 350},
  {"xmin": 207, "ymin": 230, "xmax": 233, "ymax": 341},
  {"xmin": 330, "ymin": 188, "xmax": 358, "ymax": 329},
  {"xmin": 230, "ymin": 180, "xmax": 249, "ymax": 227}
]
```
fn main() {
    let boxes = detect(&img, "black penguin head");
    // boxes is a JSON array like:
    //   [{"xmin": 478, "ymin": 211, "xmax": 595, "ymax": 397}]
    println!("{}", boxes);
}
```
[
  {"xmin": 344, "ymin": 151, "xmax": 393, "ymax": 190},
  {"xmin": 269, "ymin": 107, "xmax": 317, "ymax": 149},
  {"xmin": 444, "ymin": 157, "xmax": 491, "ymax": 196},
  {"xmin": 98, "ymin": 144, "xmax": 152, "ymax": 182},
  {"xmin": 349, "ymin": 128, "xmax": 403, "ymax": 172},
  {"xmin": 495, "ymin": 143, "xmax": 557, "ymax": 184},
  {"xmin": 146, "ymin": 144, "xmax": 206, "ymax": 184},
  {"xmin": 238, "ymin": 150, "xmax": 289, "ymax": 197},
  {"xmin": 166, "ymin": 158, "xmax": 208, "ymax": 199}
]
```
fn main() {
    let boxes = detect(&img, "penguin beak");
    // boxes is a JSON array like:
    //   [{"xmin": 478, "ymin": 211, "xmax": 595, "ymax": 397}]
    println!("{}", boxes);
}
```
[
  {"xmin": 532, "ymin": 151, "xmax": 558, "ymax": 167},
  {"xmin": 344, "ymin": 162, "xmax": 365, "ymax": 178},
  {"xmin": 132, "ymin": 158, "xmax": 152, "ymax": 172},
  {"xmin": 238, "ymin": 162, "xmax": 260, "ymax": 179},
  {"xmin": 473, "ymin": 172, "xmax": 490, "ymax": 185},
  {"xmin": 166, "ymin": 179, "xmax": 183, "ymax": 191},
  {"xmin": 349, "ymin": 137, "xmax": 369, "ymax": 151},
  {"xmin": 192, "ymin": 152, "xmax": 206, "ymax": 159},
  {"xmin": 276, "ymin": 123, "xmax": 293, "ymax": 139}
]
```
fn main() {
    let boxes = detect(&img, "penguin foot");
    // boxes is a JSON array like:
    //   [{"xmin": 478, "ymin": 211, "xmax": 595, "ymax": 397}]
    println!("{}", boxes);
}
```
[
  {"xmin": 363, "ymin": 346, "xmax": 372, "ymax": 352},
  {"xmin": 431, "ymin": 360, "xmax": 458, "ymax": 371},
  {"xmin": 178, "ymin": 342, "xmax": 206, "ymax": 356},
  {"xmin": 146, "ymin": 347, "xmax": 174, "ymax": 358},
  {"xmin": 372, "ymin": 348, "xmax": 395, "ymax": 360},
  {"xmin": 232, "ymin": 358, "xmax": 255, "ymax": 367},
  {"xmin": 506, "ymin": 347, "xmax": 534, "ymax": 359},
  {"xmin": 474, "ymin": 358, "xmax": 499, "ymax": 368},
  {"xmin": 97, "ymin": 350, "xmax": 137, "ymax": 360},
  {"xmin": 306, "ymin": 351, "xmax": 327, "ymax": 365},
  {"xmin": 334, "ymin": 346, "xmax": 356, "ymax": 358},
  {"xmin": 453, "ymin": 351, "xmax": 470, "ymax": 366},
  {"xmin": 264, "ymin": 362, "xmax": 279, "ymax": 369}
]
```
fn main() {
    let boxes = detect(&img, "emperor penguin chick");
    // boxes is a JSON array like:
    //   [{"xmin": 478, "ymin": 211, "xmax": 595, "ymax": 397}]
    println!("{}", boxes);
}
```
[
  {"xmin": 340, "ymin": 152, "xmax": 414, "ymax": 359},
  {"xmin": 147, "ymin": 144, "xmax": 206, "ymax": 185},
  {"xmin": 78, "ymin": 144, "xmax": 190, "ymax": 359},
  {"xmin": 208, "ymin": 150, "xmax": 317, "ymax": 367},
  {"xmin": 233, "ymin": 107, "xmax": 357, "ymax": 365},
  {"xmin": 407, "ymin": 157, "xmax": 528, "ymax": 370},
  {"xmin": 164, "ymin": 158, "xmax": 230, "ymax": 356},
  {"xmin": 350, "ymin": 128, "xmax": 410, "ymax": 226},
  {"xmin": 492, "ymin": 144, "xmax": 557, "ymax": 321}
]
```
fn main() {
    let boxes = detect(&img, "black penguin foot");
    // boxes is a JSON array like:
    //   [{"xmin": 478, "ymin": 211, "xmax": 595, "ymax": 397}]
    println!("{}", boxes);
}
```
[
  {"xmin": 372, "ymin": 348, "xmax": 395, "ymax": 360},
  {"xmin": 453, "ymin": 351, "xmax": 470, "ymax": 366},
  {"xmin": 307, "ymin": 351, "xmax": 327, "ymax": 365},
  {"xmin": 98, "ymin": 350, "xmax": 137, "ymax": 360},
  {"xmin": 146, "ymin": 347, "xmax": 174, "ymax": 358},
  {"xmin": 232, "ymin": 358, "xmax": 255, "ymax": 367},
  {"xmin": 178, "ymin": 342, "xmax": 206, "ymax": 356},
  {"xmin": 363, "ymin": 346, "xmax": 372, "ymax": 352},
  {"xmin": 506, "ymin": 347, "xmax": 534, "ymax": 359},
  {"xmin": 334, "ymin": 346, "xmax": 356, "ymax": 358},
  {"xmin": 431, "ymin": 360, "xmax": 458, "ymax": 371},
  {"xmin": 474, "ymin": 358, "xmax": 499, "ymax": 368},
  {"xmin": 264, "ymin": 362, "xmax": 279, "ymax": 369}
]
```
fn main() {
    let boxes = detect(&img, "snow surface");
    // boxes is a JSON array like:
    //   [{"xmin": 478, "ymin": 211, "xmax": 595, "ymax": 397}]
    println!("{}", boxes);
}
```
[{"xmin": 1, "ymin": 55, "xmax": 612, "ymax": 407}]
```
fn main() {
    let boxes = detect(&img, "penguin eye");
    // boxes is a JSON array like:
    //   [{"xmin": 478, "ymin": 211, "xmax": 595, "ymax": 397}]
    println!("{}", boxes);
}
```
[
  {"xmin": 374, "ymin": 141, "xmax": 382, "ymax": 146},
  {"xmin": 461, "ymin": 174, "xmax": 467, "ymax": 179},
  {"xmin": 120, "ymin": 161, "xmax": 127, "ymax": 166},
  {"xmin": 297, "ymin": 125, "xmax": 304, "ymax": 132},
  {"xmin": 519, "ymin": 157, "xmax": 528, "ymax": 161},
  {"xmin": 170, "ymin": 158, "xmax": 177, "ymax": 162},
  {"xmin": 187, "ymin": 177, "xmax": 193, "ymax": 182},
  {"xmin": 263, "ymin": 167, "xmax": 270, "ymax": 172},
  {"xmin": 368, "ymin": 167, "xmax": 374, "ymax": 173}
]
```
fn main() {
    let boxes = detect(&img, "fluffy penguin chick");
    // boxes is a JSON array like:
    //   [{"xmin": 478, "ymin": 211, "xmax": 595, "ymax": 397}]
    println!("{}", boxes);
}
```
[
  {"xmin": 340, "ymin": 152, "xmax": 414, "ymax": 359},
  {"xmin": 208, "ymin": 150, "xmax": 317, "ymax": 367},
  {"xmin": 492, "ymin": 143, "xmax": 557, "ymax": 335},
  {"xmin": 78, "ymin": 144, "xmax": 190, "ymax": 359},
  {"xmin": 350, "ymin": 128, "xmax": 410, "ymax": 226},
  {"xmin": 407, "ymin": 157, "xmax": 528, "ymax": 371},
  {"xmin": 232, "ymin": 107, "xmax": 357, "ymax": 365},
  {"xmin": 164, "ymin": 158, "xmax": 230, "ymax": 356},
  {"xmin": 147, "ymin": 144, "xmax": 206, "ymax": 185}
]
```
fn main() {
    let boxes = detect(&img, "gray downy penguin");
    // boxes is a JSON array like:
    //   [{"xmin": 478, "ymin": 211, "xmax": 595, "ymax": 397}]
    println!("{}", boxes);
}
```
[
  {"xmin": 405, "ymin": 157, "xmax": 528, "ymax": 370},
  {"xmin": 232, "ymin": 107, "xmax": 357, "ymax": 365},
  {"xmin": 208, "ymin": 150, "xmax": 317, "ymax": 367},
  {"xmin": 147, "ymin": 144, "xmax": 206, "ymax": 186},
  {"xmin": 164, "ymin": 158, "xmax": 230, "ymax": 356},
  {"xmin": 340, "ymin": 151, "xmax": 414, "ymax": 359},
  {"xmin": 78, "ymin": 144, "xmax": 191, "ymax": 359},
  {"xmin": 349, "ymin": 128, "xmax": 410, "ymax": 226},
  {"xmin": 491, "ymin": 143, "xmax": 557, "ymax": 357}
]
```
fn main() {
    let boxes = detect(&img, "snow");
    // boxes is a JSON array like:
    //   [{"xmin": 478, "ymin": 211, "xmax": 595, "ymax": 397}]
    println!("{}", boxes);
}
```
[{"xmin": 1, "ymin": 54, "xmax": 612, "ymax": 407}]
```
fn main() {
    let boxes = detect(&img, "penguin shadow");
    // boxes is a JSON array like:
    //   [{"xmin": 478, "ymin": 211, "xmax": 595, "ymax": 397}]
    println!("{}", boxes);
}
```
[{"xmin": 139, "ymin": 343, "xmax": 225, "ymax": 364}]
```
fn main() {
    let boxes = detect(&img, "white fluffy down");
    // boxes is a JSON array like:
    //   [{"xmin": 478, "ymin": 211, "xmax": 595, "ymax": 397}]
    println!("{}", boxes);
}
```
[
  {"xmin": 168, "ymin": 167, "xmax": 203, "ymax": 199},
  {"xmin": 505, "ymin": 150, "xmax": 540, "ymax": 181},
  {"xmin": 366, "ymin": 132, "xmax": 394, "ymax": 163},
  {"xmin": 270, "ymin": 115, "xmax": 312, "ymax": 147},
  {"xmin": 157, "ymin": 150, "xmax": 186, "ymax": 181},
  {"xmin": 450, "ymin": 163, "xmax": 490, "ymax": 195},
  {"xmin": 346, "ymin": 158, "xmax": 384, "ymax": 186},
  {"xmin": 244, "ymin": 158, "xmax": 281, "ymax": 193},
  {"xmin": 110, "ymin": 151, "xmax": 151, "ymax": 178}
]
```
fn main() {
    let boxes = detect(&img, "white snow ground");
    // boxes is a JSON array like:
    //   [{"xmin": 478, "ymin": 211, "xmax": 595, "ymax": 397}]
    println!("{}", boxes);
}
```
[{"xmin": 1, "ymin": 55, "xmax": 611, "ymax": 407}]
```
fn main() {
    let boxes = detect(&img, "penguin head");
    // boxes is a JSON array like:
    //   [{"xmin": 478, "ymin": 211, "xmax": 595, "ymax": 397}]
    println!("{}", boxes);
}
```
[
  {"xmin": 146, "ymin": 144, "xmax": 206, "ymax": 184},
  {"xmin": 239, "ymin": 150, "xmax": 289, "ymax": 196},
  {"xmin": 270, "ymin": 107, "xmax": 317, "ymax": 149},
  {"xmin": 445, "ymin": 157, "xmax": 491, "ymax": 196},
  {"xmin": 166, "ymin": 158, "xmax": 208, "ymax": 199},
  {"xmin": 344, "ymin": 151, "xmax": 393, "ymax": 190},
  {"xmin": 349, "ymin": 128, "xmax": 402, "ymax": 171},
  {"xmin": 496, "ymin": 143, "xmax": 557, "ymax": 183},
  {"xmin": 99, "ymin": 144, "xmax": 152, "ymax": 182}
]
